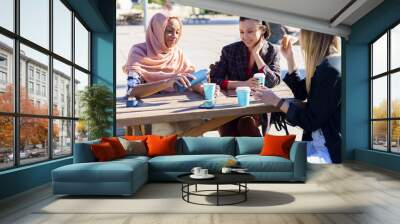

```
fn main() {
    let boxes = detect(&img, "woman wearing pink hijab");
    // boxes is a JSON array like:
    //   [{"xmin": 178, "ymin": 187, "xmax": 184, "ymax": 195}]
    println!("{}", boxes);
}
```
[{"xmin": 123, "ymin": 12, "xmax": 203, "ymax": 98}]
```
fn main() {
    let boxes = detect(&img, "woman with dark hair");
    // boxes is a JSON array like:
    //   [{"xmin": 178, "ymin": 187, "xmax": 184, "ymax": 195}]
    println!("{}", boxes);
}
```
[{"xmin": 210, "ymin": 17, "xmax": 280, "ymax": 137}]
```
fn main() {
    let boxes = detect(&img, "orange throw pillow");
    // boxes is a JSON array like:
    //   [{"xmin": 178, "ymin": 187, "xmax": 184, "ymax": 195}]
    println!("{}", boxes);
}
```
[
  {"xmin": 91, "ymin": 142, "xmax": 117, "ymax": 162},
  {"xmin": 124, "ymin": 135, "xmax": 148, "ymax": 141},
  {"xmin": 101, "ymin": 137, "xmax": 127, "ymax": 158},
  {"xmin": 146, "ymin": 135, "xmax": 177, "ymax": 157},
  {"xmin": 259, "ymin": 134, "xmax": 296, "ymax": 159}
]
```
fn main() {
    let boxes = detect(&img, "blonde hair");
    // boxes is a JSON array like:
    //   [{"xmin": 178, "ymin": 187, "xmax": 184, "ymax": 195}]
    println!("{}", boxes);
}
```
[{"xmin": 300, "ymin": 30, "xmax": 340, "ymax": 92}]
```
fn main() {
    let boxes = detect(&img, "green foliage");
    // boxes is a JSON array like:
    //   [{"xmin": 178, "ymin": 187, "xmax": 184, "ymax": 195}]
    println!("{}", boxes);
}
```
[
  {"xmin": 79, "ymin": 84, "xmax": 114, "ymax": 140},
  {"xmin": 372, "ymin": 99, "xmax": 400, "ymax": 140}
]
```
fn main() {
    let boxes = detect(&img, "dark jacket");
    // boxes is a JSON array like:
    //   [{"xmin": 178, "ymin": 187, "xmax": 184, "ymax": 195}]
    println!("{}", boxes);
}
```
[
  {"xmin": 210, "ymin": 40, "xmax": 280, "ymax": 88},
  {"xmin": 284, "ymin": 56, "xmax": 342, "ymax": 163}
]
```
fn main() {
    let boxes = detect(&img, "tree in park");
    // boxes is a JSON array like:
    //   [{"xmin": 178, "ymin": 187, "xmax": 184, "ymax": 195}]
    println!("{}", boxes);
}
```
[
  {"xmin": 0, "ymin": 84, "xmax": 59, "ymax": 150},
  {"xmin": 372, "ymin": 99, "xmax": 400, "ymax": 142}
]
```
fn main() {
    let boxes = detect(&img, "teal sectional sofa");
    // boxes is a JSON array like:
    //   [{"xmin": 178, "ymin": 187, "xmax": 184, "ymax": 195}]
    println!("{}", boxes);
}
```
[{"xmin": 52, "ymin": 137, "xmax": 307, "ymax": 196}]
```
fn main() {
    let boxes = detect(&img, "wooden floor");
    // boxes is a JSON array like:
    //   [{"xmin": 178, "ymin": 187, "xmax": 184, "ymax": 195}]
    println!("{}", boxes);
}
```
[{"xmin": 1, "ymin": 162, "xmax": 400, "ymax": 224}]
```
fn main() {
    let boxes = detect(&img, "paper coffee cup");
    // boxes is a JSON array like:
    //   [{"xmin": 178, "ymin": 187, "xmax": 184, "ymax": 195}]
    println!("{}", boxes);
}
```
[
  {"xmin": 253, "ymin": 73, "xmax": 265, "ymax": 87},
  {"xmin": 236, "ymin": 86, "xmax": 251, "ymax": 107}
]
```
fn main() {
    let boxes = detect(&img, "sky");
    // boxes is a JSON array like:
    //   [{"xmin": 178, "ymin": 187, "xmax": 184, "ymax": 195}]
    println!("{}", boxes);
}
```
[{"xmin": 372, "ymin": 31, "xmax": 400, "ymax": 108}]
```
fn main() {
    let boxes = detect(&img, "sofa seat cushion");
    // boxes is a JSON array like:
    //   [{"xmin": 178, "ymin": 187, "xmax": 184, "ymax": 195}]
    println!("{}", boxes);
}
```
[
  {"xmin": 149, "ymin": 154, "xmax": 235, "ymax": 172},
  {"xmin": 53, "ymin": 159, "xmax": 147, "ymax": 183},
  {"xmin": 236, "ymin": 155, "xmax": 293, "ymax": 172},
  {"xmin": 117, "ymin": 155, "xmax": 150, "ymax": 163}
]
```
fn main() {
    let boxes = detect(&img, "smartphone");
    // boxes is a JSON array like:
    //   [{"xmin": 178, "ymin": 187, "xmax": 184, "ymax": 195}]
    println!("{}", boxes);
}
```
[{"xmin": 199, "ymin": 100, "xmax": 215, "ymax": 109}]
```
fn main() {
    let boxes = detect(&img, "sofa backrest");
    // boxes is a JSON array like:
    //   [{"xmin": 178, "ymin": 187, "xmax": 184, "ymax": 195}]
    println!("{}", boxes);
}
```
[
  {"xmin": 177, "ymin": 137, "xmax": 236, "ymax": 155},
  {"xmin": 235, "ymin": 137, "xmax": 263, "ymax": 155},
  {"xmin": 73, "ymin": 139, "xmax": 100, "ymax": 163}
]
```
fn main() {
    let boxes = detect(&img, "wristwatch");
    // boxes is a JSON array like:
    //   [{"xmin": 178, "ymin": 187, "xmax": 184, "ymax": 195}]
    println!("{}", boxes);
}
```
[{"xmin": 276, "ymin": 98, "xmax": 285, "ymax": 109}]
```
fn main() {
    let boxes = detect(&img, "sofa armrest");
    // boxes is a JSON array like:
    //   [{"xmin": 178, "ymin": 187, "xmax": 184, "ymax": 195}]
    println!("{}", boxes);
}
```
[
  {"xmin": 289, "ymin": 141, "xmax": 307, "ymax": 181},
  {"xmin": 73, "ymin": 140, "xmax": 100, "ymax": 163}
]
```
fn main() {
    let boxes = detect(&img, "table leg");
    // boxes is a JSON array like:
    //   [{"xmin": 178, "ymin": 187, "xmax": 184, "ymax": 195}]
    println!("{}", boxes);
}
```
[
  {"xmin": 245, "ymin": 183, "xmax": 247, "ymax": 201},
  {"xmin": 178, "ymin": 115, "xmax": 239, "ymax": 136},
  {"xmin": 217, "ymin": 184, "xmax": 219, "ymax": 206},
  {"xmin": 195, "ymin": 184, "xmax": 198, "ymax": 192}
]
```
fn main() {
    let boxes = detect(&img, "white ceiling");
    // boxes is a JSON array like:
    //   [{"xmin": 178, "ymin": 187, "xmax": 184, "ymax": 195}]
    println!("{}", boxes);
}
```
[{"xmin": 172, "ymin": 0, "xmax": 384, "ymax": 37}]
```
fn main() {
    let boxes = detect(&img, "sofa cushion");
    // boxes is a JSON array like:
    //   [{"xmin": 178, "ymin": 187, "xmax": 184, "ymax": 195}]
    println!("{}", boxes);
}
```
[
  {"xmin": 91, "ymin": 142, "xmax": 118, "ymax": 161},
  {"xmin": 260, "ymin": 134, "xmax": 296, "ymax": 159},
  {"xmin": 235, "ymin": 137, "xmax": 263, "ymax": 155},
  {"xmin": 52, "ymin": 159, "xmax": 147, "ymax": 183},
  {"xmin": 236, "ymin": 155, "xmax": 293, "ymax": 172},
  {"xmin": 124, "ymin": 135, "xmax": 149, "ymax": 141},
  {"xmin": 118, "ymin": 138, "xmax": 147, "ymax": 156},
  {"xmin": 148, "ymin": 154, "xmax": 235, "ymax": 172},
  {"xmin": 177, "ymin": 137, "xmax": 235, "ymax": 155},
  {"xmin": 146, "ymin": 134, "xmax": 177, "ymax": 157},
  {"xmin": 101, "ymin": 137, "xmax": 127, "ymax": 158}
]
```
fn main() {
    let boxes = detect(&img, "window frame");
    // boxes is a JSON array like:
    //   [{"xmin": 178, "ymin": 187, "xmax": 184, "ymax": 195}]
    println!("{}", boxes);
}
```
[
  {"xmin": 0, "ymin": 0, "xmax": 92, "ymax": 171},
  {"xmin": 370, "ymin": 20, "xmax": 400, "ymax": 154}
]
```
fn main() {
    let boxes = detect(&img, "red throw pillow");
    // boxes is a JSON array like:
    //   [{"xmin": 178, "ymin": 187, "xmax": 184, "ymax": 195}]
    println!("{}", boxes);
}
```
[
  {"xmin": 259, "ymin": 134, "xmax": 296, "ymax": 159},
  {"xmin": 146, "ymin": 134, "xmax": 177, "ymax": 157},
  {"xmin": 91, "ymin": 142, "xmax": 117, "ymax": 162},
  {"xmin": 101, "ymin": 137, "xmax": 127, "ymax": 158}
]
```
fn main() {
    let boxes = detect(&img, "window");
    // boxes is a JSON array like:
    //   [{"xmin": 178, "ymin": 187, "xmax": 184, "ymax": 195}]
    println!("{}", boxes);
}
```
[
  {"xmin": 42, "ymin": 85, "xmax": 46, "ymax": 97},
  {"xmin": 53, "ymin": 119, "xmax": 72, "ymax": 158},
  {"xmin": 0, "ymin": 1, "xmax": 91, "ymax": 170},
  {"xmin": 370, "ymin": 23, "xmax": 400, "ymax": 154},
  {"xmin": 28, "ymin": 67, "xmax": 34, "ymax": 80},
  {"xmin": 0, "ymin": 35, "xmax": 13, "ymax": 113},
  {"xmin": 28, "ymin": 81, "xmax": 34, "ymax": 94},
  {"xmin": 53, "ymin": 0, "xmax": 72, "ymax": 60},
  {"xmin": 0, "ymin": 0, "xmax": 14, "ymax": 32},
  {"xmin": 53, "ymin": 59, "xmax": 72, "ymax": 117},
  {"xmin": 74, "ymin": 69, "xmax": 89, "ymax": 118},
  {"xmin": 41, "ymin": 73, "xmax": 46, "ymax": 83},
  {"xmin": 75, "ymin": 18, "xmax": 89, "ymax": 70},
  {"xmin": 0, "ymin": 116, "xmax": 13, "ymax": 170},
  {"xmin": 0, "ymin": 72, "xmax": 7, "ymax": 85},
  {"xmin": 36, "ymin": 83, "xmax": 40, "ymax": 95},
  {"xmin": 20, "ymin": 0, "xmax": 49, "ymax": 49},
  {"xmin": 35, "ymin": 70, "xmax": 41, "ymax": 81},
  {"xmin": 0, "ymin": 54, "xmax": 7, "ymax": 86}
]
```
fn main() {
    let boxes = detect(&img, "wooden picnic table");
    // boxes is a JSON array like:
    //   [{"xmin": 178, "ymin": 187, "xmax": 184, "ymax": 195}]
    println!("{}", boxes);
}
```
[{"xmin": 116, "ymin": 83, "xmax": 293, "ymax": 136}]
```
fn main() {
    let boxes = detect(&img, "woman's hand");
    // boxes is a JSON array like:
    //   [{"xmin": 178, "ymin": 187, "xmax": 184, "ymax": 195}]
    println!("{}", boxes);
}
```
[
  {"xmin": 253, "ymin": 86, "xmax": 280, "ymax": 106},
  {"xmin": 242, "ymin": 78, "xmax": 260, "ymax": 89},
  {"xmin": 252, "ymin": 38, "xmax": 264, "ymax": 56},
  {"xmin": 280, "ymin": 36, "xmax": 296, "ymax": 74},
  {"xmin": 170, "ymin": 73, "xmax": 194, "ymax": 88}
]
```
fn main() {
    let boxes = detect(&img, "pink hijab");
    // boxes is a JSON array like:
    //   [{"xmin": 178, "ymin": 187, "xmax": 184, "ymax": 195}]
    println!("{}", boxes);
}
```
[{"xmin": 123, "ymin": 12, "xmax": 195, "ymax": 83}]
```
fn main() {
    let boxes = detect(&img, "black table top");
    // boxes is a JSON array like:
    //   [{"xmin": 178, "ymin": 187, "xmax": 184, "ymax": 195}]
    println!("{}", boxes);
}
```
[{"xmin": 177, "ymin": 172, "xmax": 255, "ymax": 185}]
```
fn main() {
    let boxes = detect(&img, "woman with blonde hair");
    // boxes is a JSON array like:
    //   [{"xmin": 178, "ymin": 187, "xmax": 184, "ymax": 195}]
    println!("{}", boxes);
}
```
[{"xmin": 254, "ymin": 30, "xmax": 342, "ymax": 163}]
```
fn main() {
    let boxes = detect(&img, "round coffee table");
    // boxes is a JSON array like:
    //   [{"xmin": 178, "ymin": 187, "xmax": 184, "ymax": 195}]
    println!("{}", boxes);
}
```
[{"xmin": 177, "ymin": 173, "xmax": 255, "ymax": 206}]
